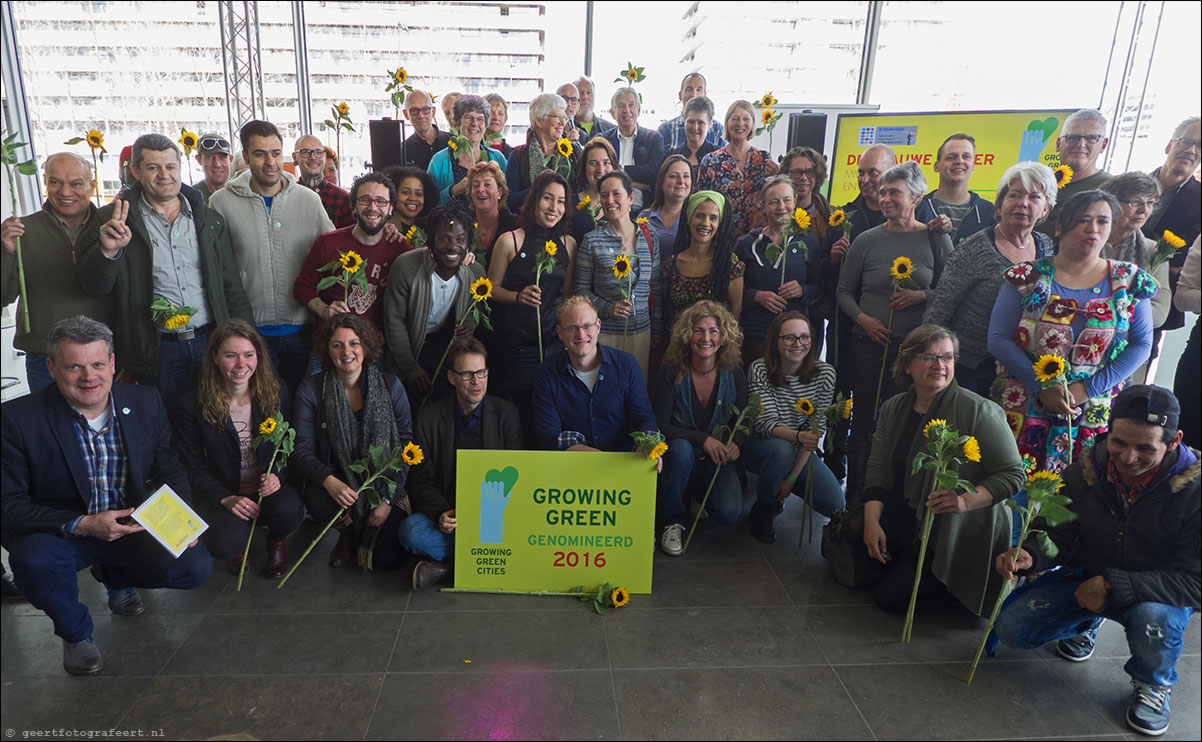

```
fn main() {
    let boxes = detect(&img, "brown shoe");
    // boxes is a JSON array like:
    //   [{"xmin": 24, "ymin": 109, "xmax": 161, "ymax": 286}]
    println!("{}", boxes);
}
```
[
  {"xmin": 266, "ymin": 537, "xmax": 288, "ymax": 579},
  {"xmin": 226, "ymin": 556, "xmax": 250, "ymax": 576},
  {"xmin": 328, "ymin": 530, "xmax": 354, "ymax": 568}
]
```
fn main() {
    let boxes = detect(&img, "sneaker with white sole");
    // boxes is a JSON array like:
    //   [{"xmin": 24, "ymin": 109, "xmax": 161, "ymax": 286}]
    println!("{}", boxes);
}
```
[
  {"xmin": 1127, "ymin": 681, "xmax": 1171, "ymax": 736},
  {"xmin": 660, "ymin": 524, "xmax": 684, "ymax": 556},
  {"xmin": 1056, "ymin": 623, "xmax": 1101, "ymax": 662}
]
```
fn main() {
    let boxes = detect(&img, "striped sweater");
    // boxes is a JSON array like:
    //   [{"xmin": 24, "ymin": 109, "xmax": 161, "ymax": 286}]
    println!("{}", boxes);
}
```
[{"xmin": 748, "ymin": 358, "xmax": 837, "ymax": 438}]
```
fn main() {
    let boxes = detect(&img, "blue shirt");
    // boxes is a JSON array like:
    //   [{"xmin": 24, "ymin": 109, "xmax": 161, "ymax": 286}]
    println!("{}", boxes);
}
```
[
  {"xmin": 532, "ymin": 344, "xmax": 658, "ymax": 452},
  {"xmin": 657, "ymin": 115, "xmax": 725, "ymax": 150},
  {"xmin": 64, "ymin": 394, "xmax": 128, "ymax": 535}
]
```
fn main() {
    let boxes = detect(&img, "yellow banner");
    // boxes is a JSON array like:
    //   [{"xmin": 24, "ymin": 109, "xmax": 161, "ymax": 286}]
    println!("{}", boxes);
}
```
[{"xmin": 828, "ymin": 109, "xmax": 1077, "ymax": 206}]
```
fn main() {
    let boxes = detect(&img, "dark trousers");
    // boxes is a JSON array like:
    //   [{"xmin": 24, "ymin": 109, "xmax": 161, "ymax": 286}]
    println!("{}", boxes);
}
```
[
  {"xmin": 261, "ymin": 326, "xmax": 314, "ymax": 399},
  {"xmin": 139, "ymin": 328, "xmax": 213, "ymax": 409},
  {"xmin": 843, "ymin": 498, "xmax": 947, "ymax": 614},
  {"xmin": 200, "ymin": 483, "xmax": 306, "ymax": 560},
  {"xmin": 846, "ymin": 334, "xmax": 903, "ymax": 506},
  {"xmin": 7, "ymin": 531, "xmax": 213, "ymax": 642},
  {"xmin": 1175, "ymin": 318, "xmax": 1200, "ymax": 450},
  {"xmin": 301, "ymin": 484, "xmax": 408, "ymax": 570},
  {"xmin": 955, "ymin": 356, "xmax": 998, "ymax": 399},
  {"xmin": 416, "ymin": 322, "xmax": 456, "ymax": 405}
]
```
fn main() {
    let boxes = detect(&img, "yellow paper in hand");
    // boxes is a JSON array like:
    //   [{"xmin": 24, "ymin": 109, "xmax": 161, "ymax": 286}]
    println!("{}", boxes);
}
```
[{"xmin": 130, "ymin": 484, "xmax": 208, "ymax": 558}]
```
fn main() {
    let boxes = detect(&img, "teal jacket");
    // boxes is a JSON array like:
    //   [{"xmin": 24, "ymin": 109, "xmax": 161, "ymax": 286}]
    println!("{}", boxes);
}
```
[{"xmin": 427, "ymin": 146, "xmax": 507, "ymax": 205}]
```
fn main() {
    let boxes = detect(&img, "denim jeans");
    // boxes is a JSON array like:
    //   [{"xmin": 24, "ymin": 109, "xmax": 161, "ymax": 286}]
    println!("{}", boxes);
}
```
[
  {"xmin": 741, "ymin": 437, "xmax": 845, "ymax": 517},
  {"xmin": 24, "ymin": 353, "xmax": 55, "ymax": 394},
  {"xmin": 138, "ymin": 329, "xmax": 212, "ymax": 408},
  {"xmin": 7, "ymin": 531, "xmax": 213, "ymax": 642},
  {"xmin": 995, "ymin": 577, "xmax": 1194, "ymax": 687},
  {"xmin": 261, "ymin": 326, "xmax": 313, "ymax": 398},
  {"xmin": 398, "ymin": 512, "xmax": 454, "ymax": 562},
  {"xmin": 659, "ymin": 438, "xmax": 742, "ymax": 526}
]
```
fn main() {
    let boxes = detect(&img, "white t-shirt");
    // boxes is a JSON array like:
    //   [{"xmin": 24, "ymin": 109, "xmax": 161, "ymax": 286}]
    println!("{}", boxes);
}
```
[
  {"xmin": 426, "ymin": 271, "xmax": 461, "ymax": 333},
  {"xmin": 570, "ymin": 364, "xmax": 601, "ymax": 393}
]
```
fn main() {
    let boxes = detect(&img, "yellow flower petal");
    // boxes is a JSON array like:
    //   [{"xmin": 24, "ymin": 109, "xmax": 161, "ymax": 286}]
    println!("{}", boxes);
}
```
[
  {"xmin": 610, "ymin": 587, "xmax": 630, "ymax": 607},
  {"xmin": 1163, "ymin": 230, "xmax": 1186, "ymax": 249},
  {"xmin": 402, "ymin": 441, "xmax": 424, "ymax": 466},
  {"xmin": 259, "ymin": 418, "xmax": 278, "ymax": 435},
  {"xmin": 795, "ymin": 398, "xmax": 815, "ymax": 416},
  {"xmin": 963, "ymin": 436, "xmax": 982, "ymax": 463},
  {"xmin": 890, "ymin": 256, "xmax": 913, "ymax": 281},
  {"xmin": 470, "ymin": 276, "xmax": 493, "ymax": 302},
  {"xmin": 922, "ymin": 418, "xmax": 948, "ymax": 438},
  {"xmin": 1033, "ymin": 354, "xmax": 1067, "ymax": 383},
  {"xmin": 829, "ymin": 209, "xmax": 845, "ymax": 227},
  {"xmin": 1054, "ymin": 164, "xmax": 1073, "ymax": 189}
]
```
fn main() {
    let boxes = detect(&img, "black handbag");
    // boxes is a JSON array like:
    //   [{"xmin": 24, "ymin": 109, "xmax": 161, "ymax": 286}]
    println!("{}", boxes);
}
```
[{"xmin": 821, "ymin": 508, "xmax": 886, "ymax": 588}]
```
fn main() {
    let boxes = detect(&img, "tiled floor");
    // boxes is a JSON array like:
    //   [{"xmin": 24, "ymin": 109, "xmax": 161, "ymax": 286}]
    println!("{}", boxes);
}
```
[{"xmin": 2, "ymin": 497, "xmax": 1198, "ymax": 741}]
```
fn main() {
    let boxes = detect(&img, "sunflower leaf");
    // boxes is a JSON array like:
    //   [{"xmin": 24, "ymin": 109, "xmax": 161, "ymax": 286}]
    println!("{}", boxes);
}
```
[{"xmin": 316, "ymin": 276, "xmax": 340, "ymax": 291}]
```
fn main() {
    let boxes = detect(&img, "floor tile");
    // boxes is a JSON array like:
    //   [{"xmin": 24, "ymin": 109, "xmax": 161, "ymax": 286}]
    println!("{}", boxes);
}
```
[
  {"xmin": 805, "ymin": 603, "xmax": 1016, "ymax": 665},
  {"xmin": 388, "ymin": 610, "xmax": 608, "ymax": 673},
  {"xmin": 605, "ymin": 606, "xmax": 825, "ymax": 669},
  {"xmin": 367, "ymin": 669, "xmax": 619, "ymax": 740},
  {"xmin": 161, "ymin": 613, "xmax": 401, "ymax": 675},
  {"xmin": 769, "ymin": 559, "xmax": 877, "ymax": 608},
  {"xmin": 118, "ymin": 674, "xmax": 383, "ymax": 740},
  {"xmin": 637, "ymin": 560, "xmax": 792, "ymax": 608},
  {"xmin": 613, "ymin": 666, "xmax": 871, "ymax": 740},
  {"xmin": 1, "ymin": 613, "xmax": 203, "ymax": 677},
  {"xmin": 0, "ymin": 676, "xmax": 150, "ymax": 731},
  {"xmin": 836, "ymin": 659, "xmax": 1124, "ymax": 738}
]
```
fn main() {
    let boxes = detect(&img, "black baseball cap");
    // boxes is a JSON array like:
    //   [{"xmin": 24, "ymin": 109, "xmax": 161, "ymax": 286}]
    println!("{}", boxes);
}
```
[{"xmin": 1110, "ymin": 384, "xmax": 1180, "ymax": 430}]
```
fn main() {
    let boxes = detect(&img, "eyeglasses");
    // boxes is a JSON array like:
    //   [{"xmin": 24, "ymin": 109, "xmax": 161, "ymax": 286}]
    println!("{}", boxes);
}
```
[
  {"xmin": 460, "ymin": 114, "xmax": 487, "ymax": 126},
  {"xmin": 1061, "ymin": 134, "xmax": 1103, "ymax": 145},
  {"xmin": 199, "ymin": 137, "xmax": 230, "ymax": 152},
  {"xmin": 1173, "ymin": 137, "xmax": 1202, "ymax": 150},
  {"xmin": 788, "ymin": 169, "xmax": 817, "ymax": 180},
  {"xmin": 562, "ymin": 96, "xmax": 580, "ymax": 104},
  {"xmin": 780, "ymin": 334, "xmax": 811, "ymax": 345},
  {"xmin": 1119, "ymin": 198, "xmax": 1157, "ymax": 211},
  {"xmin": 543, "ymin": 114, "xmax": 567, "ymax": 123},
  {"xmin": 407, "ymin": 106, "xmax": 435, "ymax": 116},
  {"xmin": 451, "ymin": 368, "xmax": 489, "ymax": 380},
  {"xmin": 562, "ymin": 322, "xmax": 599, "ymax": 334},
  {"xmin": 916, "ymin": 353, "xmax": 958, "ymax": 364},
  {"xmin": 295, "ymin": 148, "xmax": 325, "ymax": 158},
  {"xmin": 356, "ymin": 196, "xmax": 391, "ymax": 208}
]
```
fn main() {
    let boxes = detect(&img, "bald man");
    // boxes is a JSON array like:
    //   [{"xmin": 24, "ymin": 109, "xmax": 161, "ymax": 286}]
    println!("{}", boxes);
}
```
[
  {"xmin": 402, "ymin": 90, "xmax": 451, "ymax": 170},
  {"xmin": 1, "ymin": 152, "xmax": 115, "ymax": 392},
  {"xmin": 292, "ymin": 134, "xmax": 353, "ymax": 228}
]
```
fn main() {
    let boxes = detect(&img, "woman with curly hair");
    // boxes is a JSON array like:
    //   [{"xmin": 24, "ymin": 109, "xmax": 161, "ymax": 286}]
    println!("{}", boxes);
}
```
[
  {"xmin": 652, "ymin": 300, "xmax": 747, "ymax": 556},
  {"xmin": 174, "ymin": 319, "xmax": 304, "ymax": 578}
]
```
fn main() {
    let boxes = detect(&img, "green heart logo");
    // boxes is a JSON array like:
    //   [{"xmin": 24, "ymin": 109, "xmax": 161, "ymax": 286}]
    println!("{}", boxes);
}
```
[
  {"xmin": 485, "ymin": 466, "xmax": 519, "ymax": 493},
  {"xmin": 1027, "ymin": 117, "xmax": 1060, "ymax": 141}
]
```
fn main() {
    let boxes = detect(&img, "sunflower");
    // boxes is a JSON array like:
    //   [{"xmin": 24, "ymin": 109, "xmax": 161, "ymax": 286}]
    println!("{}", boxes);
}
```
[
  {"xmin": 1053, "ymin": 164, "xmax": 1073, "ymax": 189},
  {"xmin": 648, "ymin": 441, "xmax": 668, "ymax": 461},
  {"xmin": 401, "ymin": 441, "xmax": 424, "ymax": 466},
  {"xmin": 576, "ymin": 194, "xmax": 591, "ymax": 210},
  {"xmin": 404, "ymin": 225, "xmax": 418, "ymax": 241},
  {"xmin": 625, "ymin": 68, "xmax": 639, "ymax": 82},
  {"xmin": 394, "ymin": 67, "xmax": 408, "ymax": 85},
  {"xmin": 163, "ymin": 314, "xmax": 190, "ymax": 330},
  {"xmin": 922, "ymin": 418, "xmax": 948, "ymax": 438},
  {"xmin": 963, "ymin": 436, "xmax": 982, "ymax": 463},
  {"xmin": 259, "ymin": 418, "xmax": 278, "ymax": 436},
  {"xmin": 1033, "ymin": 353, "xmax": 1067, "ymax": 382},
  {"xmin": 829, "ymin": 209, "xmax": 845, "ymax": 227},
  {"xmin": 337, "ymin": 102, "xmax": 350, "ymax": 116},
  {"xmin": 795, "ymin": 397, "xmax": 815, "ymax": 415},
  {"xmin": 761, "ymin": 109, "xmax": 775, "ymax": 125},
  {"xmin": 339, "ymin": 250, "xmax": 364, "ymax": 273},
  {"xmin": 1163, "ymin": 230, "xmax": 1186, "ymax": 249},
  {"xmin": 1020, "ymin": 453, "xmax": 1037, "ymax": 474},
  {"xmin": 470, "ymin": 276, "xmax": 493, "ymax": 302},
  {"xmin": 890, "ymin": 256, "xmax": 913, "ymax": 281},
  {"xmin": 792, "ymin": 207, "xmax": 811, "ymax": 231},
  {"xmin": 556, "ymin": 138, "xmax": 573, "ymax": 158},
  {"xmin": 447, "ymin": 138, "xmax": 458, "ymax": 152},
  {"xmin": 612, "ymin": 255, "xmax": 632, "ymax": 279},
  {"xmin": 85, "ymin": 129, "xmax": 104, "ymax": 149},
  {"xmin": 544, "ymin": 239, "xmax": 558, "ymax": 257},
  {"xmin": 759, "ymin": 93, "xmax": 776, "ymax": 109},
  {"xmin": 179, "ymin": 130, "xmax": 198, "ymax": 150},
  {"xmin": 1028, "ymin": 470, "xmax": 1063, "ymax": 486},
  {"xmin": 842, "ymin": 398, "xmax": 853, "ymax": 420},
  {"xmin": 610, "ymin": 587, "xmax": 631, "ymax": 607},
  {"xmin": 635, "ymin": 216, "xmax": 649, "ymax": 224}
]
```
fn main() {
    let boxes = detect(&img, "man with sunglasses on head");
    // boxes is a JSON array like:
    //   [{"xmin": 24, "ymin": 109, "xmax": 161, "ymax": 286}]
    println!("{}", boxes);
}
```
[
  {"xmin": 1036, "ymin": 108, "xmax": 1111, "ymax": 239},
  {"xmin": 400, "ymin": 337, "xmax": 523, "ymax": 589},
  {"xmin": 292, "ymin": 133, "xmax": 354, "ymax": 228},
  {"xmin": 402, "ymin": 90, "xmax": 451, "ymax": 171},
  {"xmin": 193, "ymin": 133, "xmax": 233, "ymax": 204}
]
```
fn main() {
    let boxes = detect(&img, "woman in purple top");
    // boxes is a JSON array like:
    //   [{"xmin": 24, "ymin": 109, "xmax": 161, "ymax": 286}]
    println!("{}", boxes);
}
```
[{"xmin": 987, "ymin": 190, "xmax": 1157, "ymax": 474}]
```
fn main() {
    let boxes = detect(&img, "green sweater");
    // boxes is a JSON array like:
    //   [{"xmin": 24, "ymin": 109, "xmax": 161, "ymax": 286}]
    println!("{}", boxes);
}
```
[
  {"xmin": 865, "ymin": 381, "xmax": 1025, "ymax": 615},
  {"xmin": 0, "ymin": 202, "xmax": 115, "ymax": 356}
]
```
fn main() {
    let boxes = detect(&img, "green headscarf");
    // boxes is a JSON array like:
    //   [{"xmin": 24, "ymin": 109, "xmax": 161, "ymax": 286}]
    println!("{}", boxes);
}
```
[{"xmin": 685, "ymin": 190, "xmax": 726, "ymax": 221}]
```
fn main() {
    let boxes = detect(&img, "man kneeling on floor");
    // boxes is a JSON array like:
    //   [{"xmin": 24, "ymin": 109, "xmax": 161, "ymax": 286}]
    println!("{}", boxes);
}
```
[
  {"xmin": 1, "ymin": 316, "xmax": 213, "ymax": 675},
  {"xmin": 400, "ymin": 338, "xmax": 523, "ymax": 589},
  {"xmin": 993, "ymin": 384, "xmax": 1199, "ymax": 737}
]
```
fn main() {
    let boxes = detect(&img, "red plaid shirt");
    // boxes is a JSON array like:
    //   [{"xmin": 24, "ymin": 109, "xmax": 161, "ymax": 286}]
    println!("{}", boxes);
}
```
[
  {"xmin": 1106, "ymin": 457, "xmax": 1158, "ymax": 515},
  {"xmin": 307, "ymin": 178, "xmax": 354, "ymax": 229}
]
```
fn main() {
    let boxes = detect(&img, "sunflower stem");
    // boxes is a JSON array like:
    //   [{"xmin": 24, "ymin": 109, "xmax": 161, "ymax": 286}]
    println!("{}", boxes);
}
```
[
  {"xmin": 235, "ymin": 495, "xmax": 264, "ymax": 592},
  {"xmin": 419, "ymin": 315, "xmax": 467, "ymax": 410},
  {"xmin": 1063, "ymin": 379, "xmax": 1074, "ymax": 466},
  {"xmin": 535, "ymin": 273, "xmax": 544, "ymax": 362},
  {"xmin": 277, "ymin": 507, "xmax": 345, "ymax": 588},
  {"xmin": 874, "ymin": 308, "xmax": 894, "ymax": 421},
  {"xmin": 901, "ymin": 463, "xmax": 941, "ymax": 642},
  {"xmin": 967, "ymin": 506, "xmax": 1036, "ymax": 683},
  {"xmin": 5, "ymin": 166, "xmax": 31, "ymax": 334}
]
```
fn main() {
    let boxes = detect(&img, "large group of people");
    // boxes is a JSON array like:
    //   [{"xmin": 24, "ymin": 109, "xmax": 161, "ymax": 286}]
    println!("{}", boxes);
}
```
[{"xmin": 1, "ymin": 74, "xmax": 1198, "ymax": 738}]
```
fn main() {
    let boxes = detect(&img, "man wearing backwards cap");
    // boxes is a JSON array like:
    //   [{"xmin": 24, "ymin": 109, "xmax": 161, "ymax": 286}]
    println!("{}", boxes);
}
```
[
  {"xmin": 193, "ymin": 132, "xmax": 233, "ymax": 204},
  {"xmin": 992, "ymin": 385, "xmax": 1199, "ymax": 737}
]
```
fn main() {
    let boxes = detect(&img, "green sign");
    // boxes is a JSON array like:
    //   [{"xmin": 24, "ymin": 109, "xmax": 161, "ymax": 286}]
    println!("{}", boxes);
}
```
[{"xmin": 453, "ymin": 450, "xmax": 656, "ymax": 593}]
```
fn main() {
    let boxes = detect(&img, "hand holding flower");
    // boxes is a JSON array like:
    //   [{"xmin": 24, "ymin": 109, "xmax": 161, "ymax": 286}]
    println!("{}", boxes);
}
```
[
  {"xmin": 777, "ymin": 280, "xmax": 802, "ymax": 300},
  {"xmin": 257, "ymin": 473, "xmax": 281, "ymax": 498}
]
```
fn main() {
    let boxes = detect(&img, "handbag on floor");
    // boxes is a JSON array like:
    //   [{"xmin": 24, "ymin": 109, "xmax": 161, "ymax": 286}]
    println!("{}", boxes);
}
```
[{"xmin": 821, "ymin": 508, "xmax": 885, "ymax": 588}]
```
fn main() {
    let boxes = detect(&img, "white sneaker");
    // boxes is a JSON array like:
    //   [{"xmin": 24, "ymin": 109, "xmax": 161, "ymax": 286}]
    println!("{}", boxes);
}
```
[{"xmin": 661, "ymin": 524, "xmax": 684, "ymax": 556}]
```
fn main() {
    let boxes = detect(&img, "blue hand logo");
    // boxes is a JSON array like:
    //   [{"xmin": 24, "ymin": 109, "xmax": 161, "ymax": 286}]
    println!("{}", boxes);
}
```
[
  {"xmin": 479, "ymin": 466, "xmax": 518, "ymax": 544},
  {"xmin": 1018, "ymin": 117, "xmax": 1059, "ymax": 164}
]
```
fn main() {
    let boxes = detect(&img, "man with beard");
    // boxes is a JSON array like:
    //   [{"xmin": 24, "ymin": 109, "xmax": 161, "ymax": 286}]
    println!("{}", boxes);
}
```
[
  {"xmin": 570, "ymin": 75, "xmax": 616, "ymax": 141},
  {"xmin": 193, "ymin": 133, "xmax": 232, "ymax": 204},
  {"xmin": 382, "ymin": 202, "xmax": 484, "ymax": 401},
  {"xmin": 292, "ymin": 133, "xmax": 354, "ymax": 228},
  {"xmin": 295, "ymin": 173, "xmax": 412, "ymax": 352},
  {"xmin": 210, "ymin": 120, "xmax": 334, "ymax": 394}
]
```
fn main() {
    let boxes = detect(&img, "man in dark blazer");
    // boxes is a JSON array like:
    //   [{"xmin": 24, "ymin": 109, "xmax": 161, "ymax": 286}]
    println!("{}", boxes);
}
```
[
  {"xmin": 604, "ymin": 86, "xmax": 666, "ymax": 213},
  {"xmin": 399, "ymin": 337, "xmax": 523, "ymax": 588},
  {"xmin": 0, "ymin": 316, "xmax": 213, "ymax": 675},
  {"xmin": 1143, "ymin": 117, "xmax": 1202, "ymax": 334}
]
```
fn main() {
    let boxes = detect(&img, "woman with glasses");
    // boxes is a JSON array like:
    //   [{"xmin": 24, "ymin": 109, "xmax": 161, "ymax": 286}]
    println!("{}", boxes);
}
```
[
  {"xmin": 742, "ymin": 312, "xmax": 842, "ymax": 544},
  {"xmin": 505, "ymin": 92, "xmax": 573, "ymax": 213},
  {"xmin": 848, "ymin": 324, "xmax": 1024, "ymax": 616},
  {"xmin": 428, "ymin": 94, "xmax": 508, "ymax": 206},
  {"xmin": 1101, "ymin": 173, "xmax": 1171, "ymax": 331}
]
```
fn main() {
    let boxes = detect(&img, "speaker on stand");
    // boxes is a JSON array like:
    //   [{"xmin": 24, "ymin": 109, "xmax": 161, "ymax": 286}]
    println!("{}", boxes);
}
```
[
  {"xmin": 368, "ymin": 118, "xmax": 408, "ymax": 172},
  {"xmin": 786, "ymin": 112, "xmax": 827, "ymax": 157}
]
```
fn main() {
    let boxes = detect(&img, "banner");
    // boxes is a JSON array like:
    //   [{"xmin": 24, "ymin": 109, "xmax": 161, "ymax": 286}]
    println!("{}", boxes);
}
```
[
  {"xmin": 828, "ymin": 109, "xmax": 1077, "ymax": 206},
  {"xmin": 453, "ymin": 450, "xmax": 656, "ymax": 593}
]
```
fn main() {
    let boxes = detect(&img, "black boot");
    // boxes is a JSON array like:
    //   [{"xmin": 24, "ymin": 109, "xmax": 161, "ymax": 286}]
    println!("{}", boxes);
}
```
[{"xmin": 749, "ymin": 500, "xmax": 776, "ymax": 544}]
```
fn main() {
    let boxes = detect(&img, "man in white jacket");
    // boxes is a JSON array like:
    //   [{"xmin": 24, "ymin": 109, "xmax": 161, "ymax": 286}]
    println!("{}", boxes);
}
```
[{"xmin": 210, "ymin": 120, "xmax": 333, "ymax": 393}]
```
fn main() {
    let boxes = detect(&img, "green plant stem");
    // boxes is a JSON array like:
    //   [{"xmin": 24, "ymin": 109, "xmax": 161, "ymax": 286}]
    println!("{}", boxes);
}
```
[
  {"xmin": 874, "ymin": 308, "xmax": 894, "ymax": 421},
  {"xmin": 806, "ymin": 457, "xmax": 815, "ymax": 543},
  {"xmin": 235, "ymin": 495, "xmax": 264, "ymax": 592},
  {"xmin": 901, "ymin": 476, "xmax": 938, "ymax": 643},
  {"xmin": 967, "ymin": 506, "xmax": 1036, "ymax": 683},
  {"xmin": 535, "ymin": 274, "xmax": 544, "ymax": 362},
  {"xmin": 6, "ymin": 167, "xmax": 30, "ymax": 334},
  {"xmin": 91, "ymin": 150, "xmax": 101, "ymax": 207},
  {"xmin": 277, "ymin": 506, "xmax": 344, "ymax": 588},
  {"xmin": 683, "ymin": 463, "xmax": 723, "ymax": 555}
]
